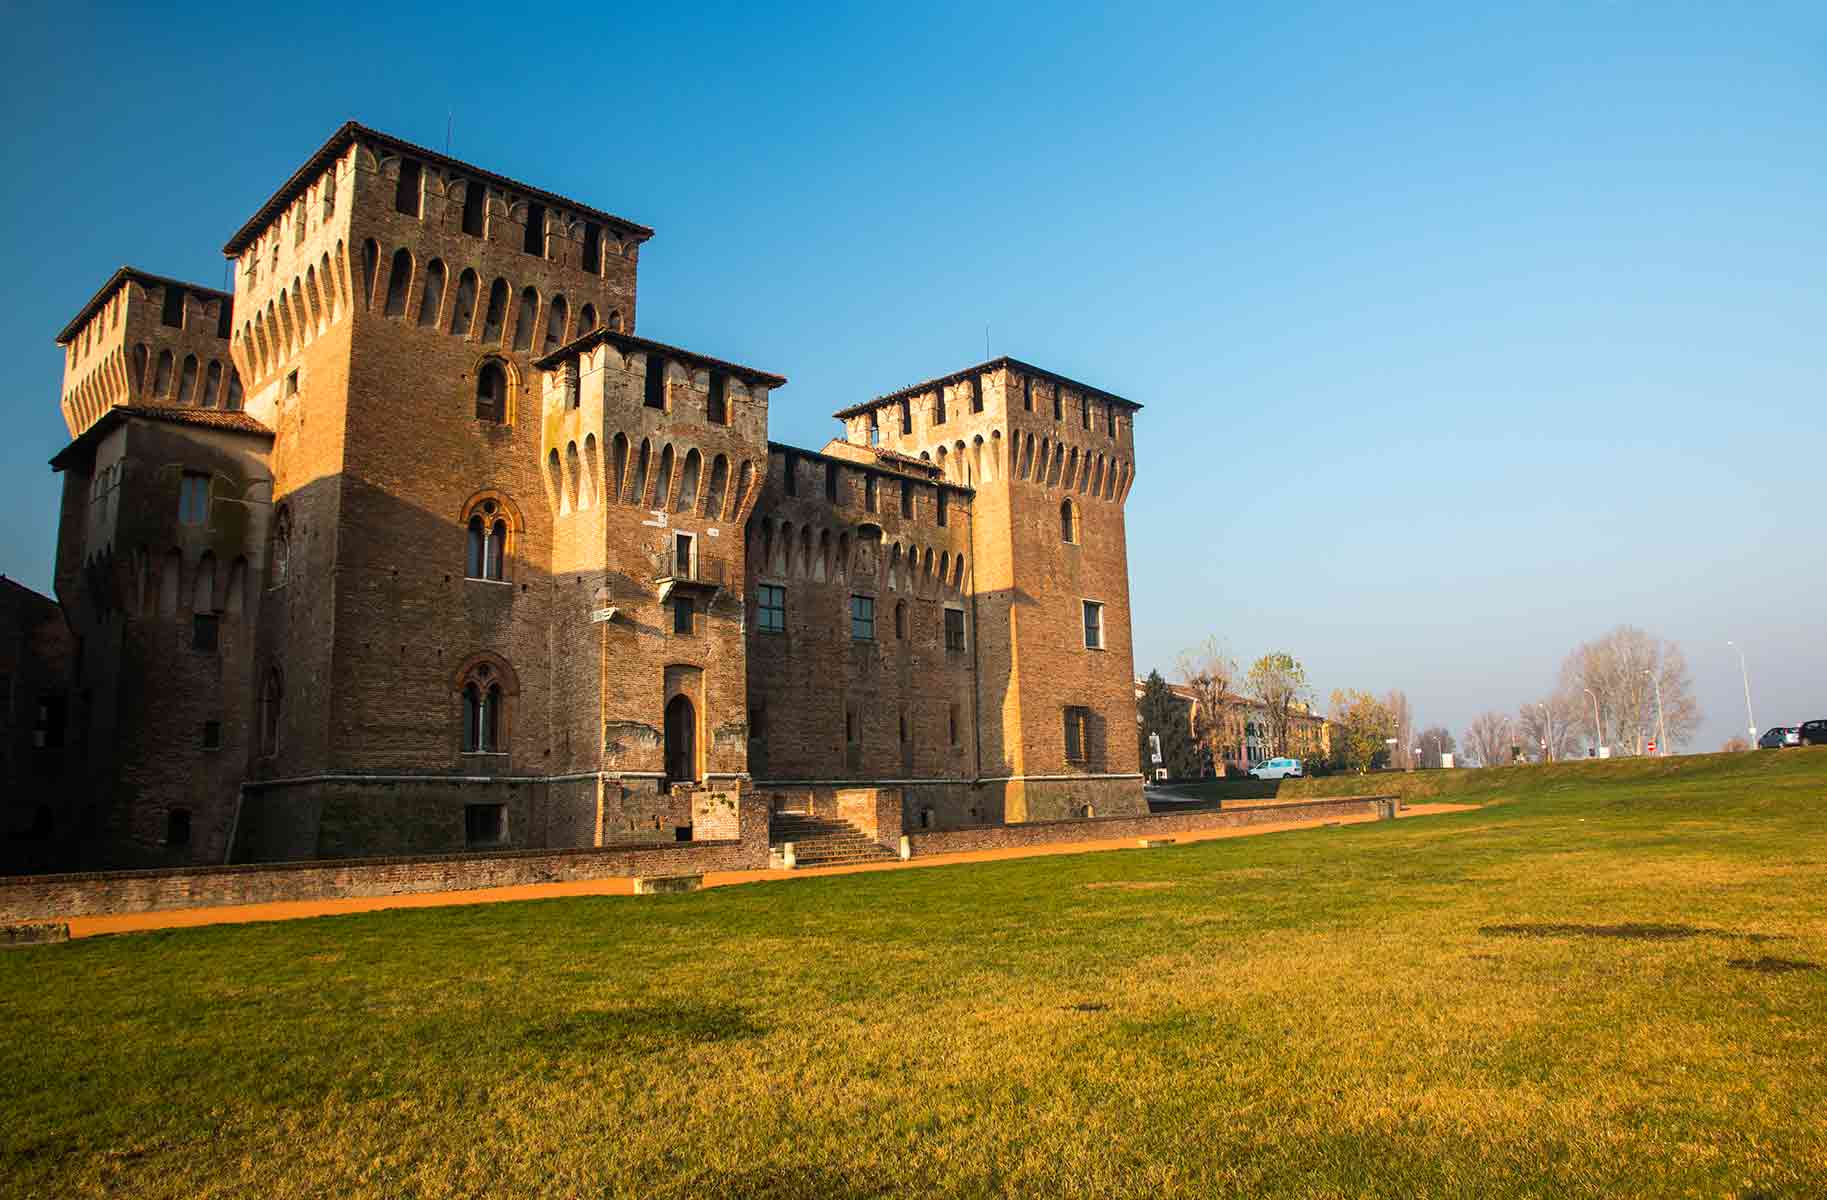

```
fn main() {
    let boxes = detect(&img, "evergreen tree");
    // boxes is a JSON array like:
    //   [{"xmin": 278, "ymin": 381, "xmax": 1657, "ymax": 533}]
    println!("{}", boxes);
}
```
[{"xmin": 1137, "ymin": 670, "xmax": 1199, "ymax": 779}]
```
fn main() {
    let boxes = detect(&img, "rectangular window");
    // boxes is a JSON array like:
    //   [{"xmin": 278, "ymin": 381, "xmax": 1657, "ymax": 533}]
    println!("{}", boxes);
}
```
[
  {"xmin": 708, "ymin": 371, "xmax": 728, "ymax": 424},
  {"xmin": 465, "ymin": 803, "xmax": 506, "ymax": 847},
  {"xmin": 644, "ymin": 355, "xmax": 666, "ymax": 408},
  {"xmin": 826, "ymin": 463, "xmax": 839, "ymax": 502},
  {"xmin": 178, "ymin": 473, "xmax": 210, "ymax": 525},
  {"xmin": 868, "ymin": 411, "xmax": 880, "ymax": 445},
  {"xmin": 160, "ymin": 285, "xmax": 185, "ymax": 329},
  {"xmin": 216, "ymin": 302, "xmax": 232, "ymax": 339},
  {"xmin": 674, "ymin": 533, "xmax": 693, "ymax": 579},
  {"xmin": 192, "ymin": 613, "xmax": 219, "ymax": 653},
  {"xmin": 284, "ymin": 369, "xmax": 299, "ymax": 398},
  {"xmin": 1064, "ymin": 707, "xmax": 1089, "ymax": 763},
  {"xmin": 784, "ymin": 454, "xmax": 798, "ymax": 496},
  {"xmin": 850, "ymin": 594, "xmax": 875, "ymax": 641},
  {"xmin": 944, "ymin": 607, "xmax": 966, "ymax": 653},
  {"xmin": 972, "ymin": 378, "xmax": 985, "ymax": 413},
  {"xmin": 1083, "ymin": 600, "xmax": 1104, "ymax": 649},
  {"xmin": 1106, "ymin": 403, "xmax": 1116, "ymax": 437},
  {"xmin": 167, "ymin": 809, "xmax": 192, "ymax": 847},
  {"xmin": 900, "ymin": 480, "xmax": 913, "ymax": 519},
  {"xmin": 934, "ymin": 389, "xmax": 947, "ymax": 425},
  {"xmin": 1082, "ymin": 396, "xmax": 1092, "ymax": 430},
  {"xmin": 462, "ymin": 182, "xmax": 487, "ymax": 236},
  {"xmin": 523, "ymin": 202, "xmax": 547, "ymax": 255},
  {"xmin": 1053, "ymin": 386, "xmax": 1064, "ymax": 421},
  {"xmin": 673, "ymin": 595, "xmax": 695, "ymax": 635},
  {"xmin": 865, "ymin": 474, "xmax": 879, "ymax": 513},
  {"xmin": 948, "ymin": 702, "xmax": 960, "ymax": 747},
  {"xmin": 845, "ymin": 705, "xmax": 858, "ymax": 745},
  {"xmin": 582, "ymin": 221, "xmax": 602, "ymax": 272},
  {"xmin": 936, "ymin": 490, "xmax": 948, "ymax": 527},
  {"xmin": 900, "ymin": 400, "xmax": 912, "ymax": 435},
  {"xmin": 395, "ymin": 159, "xmax": 422, "ymax": 216},
  {"xmin": 33, "ymin": 696, "xmax": 66, "ymax": 749},
  {"xmin": 201, "ymin": 720, "xmax": 221, "ymax": 750},
  {"xmin": 757, "ymin": 584, "xmax": 785, "ymax": 633},
  {"xmin": 1023, "ymin": 377, "xmax": 1033, "ymax": 411}
]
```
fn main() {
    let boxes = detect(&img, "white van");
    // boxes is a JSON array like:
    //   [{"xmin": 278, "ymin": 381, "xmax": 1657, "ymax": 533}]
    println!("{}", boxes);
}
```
[{"xmin": 1248, "ymin": 757, "xmax": 1303, "ymax": 780}]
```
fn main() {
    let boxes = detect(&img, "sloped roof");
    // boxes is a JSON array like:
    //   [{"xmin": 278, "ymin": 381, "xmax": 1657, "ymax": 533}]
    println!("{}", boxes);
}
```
[
  {"xmin": 50, "ymin": 405, "xmax": 272, "ymax": 470},
  {"xmin": 832, "ymin": 355, "xmax": 1143, "ymax": 420},
  {"xmin": 56, "ymin": 267, "xmax": 231, "ymax": 345}
]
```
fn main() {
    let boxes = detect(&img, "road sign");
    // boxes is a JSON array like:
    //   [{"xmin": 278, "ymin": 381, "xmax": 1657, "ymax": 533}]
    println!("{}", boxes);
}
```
[{"xmin": 1647, "ymin": 739, "xmax": 1657, "ymax": 754}]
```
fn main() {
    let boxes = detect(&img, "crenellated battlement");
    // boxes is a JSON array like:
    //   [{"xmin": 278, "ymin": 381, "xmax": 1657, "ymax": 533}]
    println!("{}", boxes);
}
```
[
  {"xmin": 831, "ymin": 358, "xmax": 1139, "ymax": 506},
  {"xmin": 55, "ymin": 268, "xmax": 240, "ymax": 438}
]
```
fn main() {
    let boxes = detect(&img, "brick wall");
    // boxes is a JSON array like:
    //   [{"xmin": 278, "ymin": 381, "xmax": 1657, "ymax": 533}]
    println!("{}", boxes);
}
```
[
  {"xmin": 0, "ymin": 792, "xmax": 770, "ymax": 922},
  {"xmin": 904, "ymin": 795, "xmax": 1393, "ymax": 856}
]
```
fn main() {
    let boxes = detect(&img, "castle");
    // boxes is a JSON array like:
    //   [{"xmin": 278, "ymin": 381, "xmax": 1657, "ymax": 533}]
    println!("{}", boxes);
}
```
[{"xmin": 43, "ymin": 122, "xmax": 1144, "ymax": 869}]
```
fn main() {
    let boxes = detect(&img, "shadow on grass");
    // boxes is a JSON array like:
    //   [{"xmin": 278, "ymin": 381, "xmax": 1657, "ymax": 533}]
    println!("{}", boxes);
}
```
[
  {"xmin": 521, "ymin": 1003, "xmax": 765, "ymax": 1054},
  {"xmin": 1725, "ymin": 957, "xmax": 1821, "ymax": 975},
  {"xmin": 1479, "ymin": 922, "xmax": 1790, "ymax": 943}
]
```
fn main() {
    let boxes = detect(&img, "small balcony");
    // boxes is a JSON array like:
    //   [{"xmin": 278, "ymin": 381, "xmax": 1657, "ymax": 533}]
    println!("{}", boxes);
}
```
[{"xmin": 652, "ymin": 538, "xmax": 726, "ymax": 602}]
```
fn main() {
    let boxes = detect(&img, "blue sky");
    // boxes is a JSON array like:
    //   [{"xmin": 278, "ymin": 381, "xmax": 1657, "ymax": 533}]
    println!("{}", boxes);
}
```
[{"xmin": 2, "ymin": 2, "xmax": 1822, "ymax": 750}]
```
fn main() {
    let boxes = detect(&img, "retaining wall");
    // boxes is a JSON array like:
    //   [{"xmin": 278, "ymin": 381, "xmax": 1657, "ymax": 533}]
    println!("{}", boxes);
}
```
[
  {"xmin": 906, "ymin": 795, "xmax": 1393, "ymax": 856},
  {"xmin": 0, "ymin": 793, "xmax": 771, "ymax": 922}
]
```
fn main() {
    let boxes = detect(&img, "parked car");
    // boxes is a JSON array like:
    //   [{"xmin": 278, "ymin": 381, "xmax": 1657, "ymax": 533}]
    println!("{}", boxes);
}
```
[
  {"xmin": 1800, "ymin": 720, "xmax": 1827, "ymax": 747},
  {"xmin": 1248, "ymin": 757, "xmax": 1304, "ymax": 780},
  {"xmin": 1758, "ymin": 727, "xmax": 1799, "ymax": 749}
]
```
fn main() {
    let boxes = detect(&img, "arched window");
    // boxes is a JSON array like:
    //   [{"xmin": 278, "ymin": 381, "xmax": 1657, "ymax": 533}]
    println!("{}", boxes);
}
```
[
  {"xmin": 704, "ymin": 454, "xmax": 729, "ymax": 518},
  {"xmin": 416, "ymin": 259, "xmax": 446, "ymax": 327},
  {"xmin": 1061, "ymin": 499, "xmax": 1078, "ymax": 544},
  {"xmin": 153, "ymin": 350, "xmax": 173, "ymax": 397},
  {"xmin": 544, "ymin": 294, "xmax": 568, "ymax": 353},
  {"xmin": 632, "ymin": 440, "xmax": 651, "ymax": 508},
  {"xmin": 361, "ymin": 240, "xmax": 380, "ymax": 308},
  {"xmin": 475, "ymin": 361, "xmax": 508, "ymax": 423},
  {"xmin": 610, "ymin": 433, "xmax": 629, "ymax": 503},
  {"xmin": 176, "ymin": 355, "xmax": 198, "ymax": 404},
  {"xmin": 584, "ymin": 435, "xmax": 600, "ymax": 507},
  {"xmin": 464, "ymin": 497, "xmax": 510, "ymax": 581},
  {"xmin": 511, "ymin": 287, "xmax": 538, "ymax": 351},
  {"xmin": 579, "ymin": 302, "xmax": 597, "ymax": 332},
  {"xmin": 458, "ymin": 659, "xmax": 514, "ymax": 754},
  {"xmin": 895, "ymin": 600, "xmax": 907, "ymax": 639},
  {"xmin": 654, "ymin": 445, "xmax": 674, "ymax": 510},
  {"xmin": 260, "ymin": 668, "xmax": 283, "ymax": 757},
  {"xmin": 547, "ymin": 449, "xmax": 564, "ymax": 511},
  {"xmin": 383, "ymin": 248, "xmax": 413, "ymax": 317},
  {"xmin": 676, "ymin": 449, "xmax": 701, "ymax": 514},
  {"xmin": 225, "ymin": 369, "xmax": 244, "ymax": 411},
  {"xmin": 567, "ymin": 441, "xmax": 583, "ymax": 510},
  {"xmin": 481, "ymin": 278, "xmax": 509, "ymax": 345},
  {"xmin": 203, "ymin": 360, "xmax": 223, "ymax": 408},
  {"xmin": 131, "ymin": 344, "xmax": 148, "ymax": 395},
  {"xmin": 449, "ymin": 269, "xmax": 479, "ymax": 337},
  {"xmin": 270, "ymin": 505, "xmax": 292, "ymax": 588},
  {"xmin": 608, "ymin": 309, "xmax": 623, "ymax": 333}
]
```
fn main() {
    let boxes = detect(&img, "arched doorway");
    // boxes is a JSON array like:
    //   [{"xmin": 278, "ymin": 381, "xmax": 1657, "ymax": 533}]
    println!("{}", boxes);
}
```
[{"xmin": 665, "ymin": 694, "xmax": 696, "ymax": 785}]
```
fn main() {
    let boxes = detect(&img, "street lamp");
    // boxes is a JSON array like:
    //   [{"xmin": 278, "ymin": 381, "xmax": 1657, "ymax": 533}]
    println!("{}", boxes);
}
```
[
  {"xmin": 1582, "ymin": 687, "xmax": 1602, "ymax": 757},
  {"xmin": 1537, "ymin": 702, "xmax": 1553, "ymax": 762},
  {"xmin": 1727, "ymin": 640, "xmax": 1756, "ymax": 745},
  {"xmin": 1643, "ymin": 669, "xmax": 1668, "ymax": 756}
]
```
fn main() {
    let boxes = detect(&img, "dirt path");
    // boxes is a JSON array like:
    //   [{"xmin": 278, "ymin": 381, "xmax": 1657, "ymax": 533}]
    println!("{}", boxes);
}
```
[{"xmin": 62, "ymin": 803, "xmax": 1478, "ymax": 940}]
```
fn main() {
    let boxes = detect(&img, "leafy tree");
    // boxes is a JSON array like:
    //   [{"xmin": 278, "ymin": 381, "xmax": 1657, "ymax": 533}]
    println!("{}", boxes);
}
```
[
  {"xmin": 1331, "ymin": 689, "xmax": 1394, "ymax": 774},
  {"xmin": 1137, "ymin": 670, "xmax": 1199, "ymax": 780},
  {"xmin": 1246, "ymin": 652, "xmax": 1310, "ymax": 757}
]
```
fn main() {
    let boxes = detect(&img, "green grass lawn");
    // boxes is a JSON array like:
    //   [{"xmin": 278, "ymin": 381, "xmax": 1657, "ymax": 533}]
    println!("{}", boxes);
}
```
[{"xmin": 5, "ymin": 752, "xmax": 1826, "ymax": 1198}]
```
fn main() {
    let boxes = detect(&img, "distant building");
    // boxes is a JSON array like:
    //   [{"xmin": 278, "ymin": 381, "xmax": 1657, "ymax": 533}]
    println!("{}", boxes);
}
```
[{"xmin": 1135, "ymin": 678, "xmax": 1330, "ymax": 776}]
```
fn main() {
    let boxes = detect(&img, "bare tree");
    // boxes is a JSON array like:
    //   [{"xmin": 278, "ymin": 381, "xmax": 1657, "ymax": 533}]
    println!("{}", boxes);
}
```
[
  {"xmin": 1385, "ymin": 689, "xmax": 1415, "ymax": 769},
  {"xmin": 1561, "ymin": 626, "xmax": 1702, "ymax": 754},
  {"xmin": 1246, "ymin": 652, "xmax": 1310, "ymax": 757},
  {"xmin": 1517, "ymin": 690, "xmax": 1583, "ymax": 762},
  {"xmin": 1176, "ymin": 637, "xmax": 1238, "ymax": 776},
  {"xmin": 1418, "ymin": 726, "xmax": 1455, "ymax": 768},
  {"xmin": 1464, "ymin": 710, "xmax": 1516, "ymax": 768},
  {"xmin": 1722, "ymin": 736, "xmax": 1751, "ymax": 753}
]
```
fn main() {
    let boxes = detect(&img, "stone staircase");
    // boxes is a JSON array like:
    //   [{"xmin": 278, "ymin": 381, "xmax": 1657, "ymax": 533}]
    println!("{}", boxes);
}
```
[{"xmin": 769, "ymin": 811, "xmax": 899, "ymax": 869}]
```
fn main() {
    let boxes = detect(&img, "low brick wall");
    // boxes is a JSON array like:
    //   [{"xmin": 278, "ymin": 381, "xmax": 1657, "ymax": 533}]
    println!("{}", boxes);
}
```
[
  {"xmin": 906, "ymin": 795, "xmax": 1393, "ymax": 857},
  {"xmin": 0, "ymin": 794, "xmax": 772, "ymax": 922}
]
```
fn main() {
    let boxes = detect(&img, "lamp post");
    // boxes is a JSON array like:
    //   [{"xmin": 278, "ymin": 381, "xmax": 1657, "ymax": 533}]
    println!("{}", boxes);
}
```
[
  {"xmin": 1643, "ymin": 669, "xmax": 1667, "ymax": 756},
  {"xmin": 1537, "ymin": 702, "xmax": 1553, "ymax": 762},
  {"xmin": 1583, "ymin": 687, "xmax": 1602, "ymax": 756},
  {"xmin": 1727, "ymin": 640, "xmax": 1756, "ymax": 745}
]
